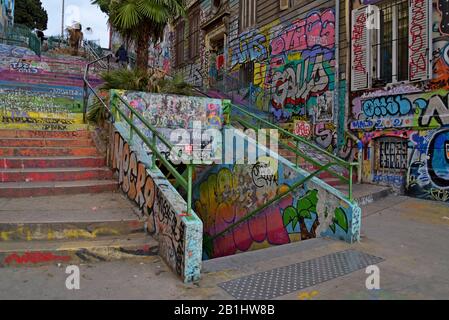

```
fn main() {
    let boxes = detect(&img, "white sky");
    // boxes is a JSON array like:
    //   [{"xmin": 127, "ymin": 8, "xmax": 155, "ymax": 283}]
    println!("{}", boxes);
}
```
[{"xmin": 41, "ymin": 0, "xmax": 110, "ymax": 48}]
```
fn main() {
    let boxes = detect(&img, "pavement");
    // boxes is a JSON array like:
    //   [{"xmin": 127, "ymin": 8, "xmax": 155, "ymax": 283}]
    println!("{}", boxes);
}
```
[{"xmin": 0, "ymin": 195, "xmax": 448, "ymax": 300}]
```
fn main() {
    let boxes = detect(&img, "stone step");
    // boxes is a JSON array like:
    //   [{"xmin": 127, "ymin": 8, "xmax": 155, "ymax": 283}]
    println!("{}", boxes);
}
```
[
  {"xmin": 0, "ymin": 234, "xmax": 158, "ymax": 268},
  {"xmin": 334, "ymin": 183, "xmax": 392, "ymax": 207},
  {"xmin": 0, "ymin": 167, "xmax": 113, "ymax": 183},
  {"xmin": 0, "ymin": 192, "xmax": 142, "ymax": 241},
  {"xmin": 0, "ymin": 156, "xmax": 106, "ymax": 169},
  {"xmin": 0, "ymin": 180, "xmax": 118, "ymax": 197},
  {"xmin": 0, "ymin": 123, "xmax": 90, "ymax": 131},
  {"xmin": 0, "ymin": 146, "xmax": 99, "ymax": 157},
  {"xmin": 0, "ymin": 137, "xmax": 94, "ymax": 148},
  {"xmin": 0, "ymin": 129, "xmax": 91, "ymax": 139}
]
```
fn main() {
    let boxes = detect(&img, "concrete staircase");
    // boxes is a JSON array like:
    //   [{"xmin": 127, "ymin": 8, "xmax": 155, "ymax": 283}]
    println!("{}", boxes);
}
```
[{"xmin": 0, "ymin": 128, "xmax": 118, "ymax": 197}]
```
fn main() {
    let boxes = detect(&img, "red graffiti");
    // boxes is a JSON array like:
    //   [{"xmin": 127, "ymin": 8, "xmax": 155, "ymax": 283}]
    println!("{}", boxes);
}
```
[
  {"xmin": 352, "ymin": 12, "xmax": 367, "ymax": 73},
  {"xmin": 4, "ymin": 252, "xmax": 71, "ymax": 265},
  {"xmin": 294, "ymin": 120, "xmax": 312, "ymax": 137},
  {"xmin": 409, "ymin": 0, "xmax": 428, "ymax": 80},
  {"xmin": 271, "ymin": 9, "xmax": 335, "ymax": 56}
]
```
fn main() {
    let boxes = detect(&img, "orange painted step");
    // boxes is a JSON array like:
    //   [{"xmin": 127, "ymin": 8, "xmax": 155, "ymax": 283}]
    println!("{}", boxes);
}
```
[
  {"xmin": 0, "ymin": 146, "xmax": 99, "ymax": 157},
  {"xmin": 0, "ymin": 167, "xmax": 113, "ymax": 183},
  {"xmin": 0, "ymin": 180, "xmax": 118, "ymax": 198},
  {"xmin": 0, "ymin": 138, "xmax": 95, "ymax": 148},
  {"xmin": 0, "ymin": 156, "xmax": 106, "ymax": 169}
]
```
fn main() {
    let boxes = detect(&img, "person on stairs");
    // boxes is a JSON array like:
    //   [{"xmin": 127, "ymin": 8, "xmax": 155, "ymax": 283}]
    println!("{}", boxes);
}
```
[{"xmin": 115, "ymin": 44, "xmax": 129, "ymax": 69}]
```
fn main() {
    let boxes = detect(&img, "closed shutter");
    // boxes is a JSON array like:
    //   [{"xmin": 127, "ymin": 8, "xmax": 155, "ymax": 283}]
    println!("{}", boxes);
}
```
[
  {"xmin": 408, "ymin": 0, "xmax": 431, "ymax": 82},
  {"xmin": 351, "ymin": 6, "xmax": 371, "ymax": 91}
]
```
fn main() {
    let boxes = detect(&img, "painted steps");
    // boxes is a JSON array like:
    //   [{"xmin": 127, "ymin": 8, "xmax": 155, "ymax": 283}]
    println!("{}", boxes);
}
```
[
  {"xmin": 0, "ymin": 234, "xmax": 158, "ymax": 268},
  {"xmin": 0, "ymin": 129, "xmax": 117, "ymax": 197},
  {"xmin": 0, "ymin": 193, "xmax": 156, "ymax": 268}
]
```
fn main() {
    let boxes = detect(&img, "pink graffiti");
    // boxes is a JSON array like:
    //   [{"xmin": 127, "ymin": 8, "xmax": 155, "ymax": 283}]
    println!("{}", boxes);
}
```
[
  {"xmin": 270, "ymin": 9, "xmax": 335, "ymax": 56},
  {"xmin": 294, "ymin": 120, "xmax": 312, "ymax": 137}
]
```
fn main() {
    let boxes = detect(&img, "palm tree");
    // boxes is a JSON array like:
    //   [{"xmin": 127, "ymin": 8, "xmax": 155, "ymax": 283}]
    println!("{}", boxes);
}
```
[{"xmin": 92, "ymin": 0, "xmax": 185, "ymax": 70}]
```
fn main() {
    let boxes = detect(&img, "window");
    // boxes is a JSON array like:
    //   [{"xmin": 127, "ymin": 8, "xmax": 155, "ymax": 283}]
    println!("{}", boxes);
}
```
[
  {"xmin": 351, "ymin": 0, "xmax": 431, "ymax": 91},
  {"xmin": 175, "ymin": 21, "xmax": 185, "ymax": 67},
  {"xmin": 373, "ymin": 0, "xmax": 409, "ymax": 85},
  {"xmin": 239, "ymin": 61, "xmax": 254, "ymax": 85},
  {"xmin": 188, "ymin": 7, "xmax": 200, "ymax": 60},
  {"xmin": 240, "ymin": 0, "xmax": 256, "ymax": 31}
]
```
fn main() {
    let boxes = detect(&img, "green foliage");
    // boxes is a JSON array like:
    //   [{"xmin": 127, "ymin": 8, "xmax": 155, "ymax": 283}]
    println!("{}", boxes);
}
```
[
  {"xmin": 92, "ymin": 0, "xmax": 185, "ymax": 70},
  {"xmin": 14, "ymin": 0, "xmax": 48, "ymax": 30},
  {"xmin": 158, "ymin": 74, "xmax": 194, "ymax": 96}
]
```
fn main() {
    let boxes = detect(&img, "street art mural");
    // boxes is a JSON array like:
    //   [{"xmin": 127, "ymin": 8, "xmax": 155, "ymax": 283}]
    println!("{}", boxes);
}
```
[
  {"xmin": 111, "ymin": 128, "xmax": 202, "ymax": 282},
  {"xmin": 229, "ymin": 9, "xmax": 336, "ymax": 124},
  {"xmin": 193, "ymin": 144, "xmax": 361, "ymax": 259},
  {"xmin": 348, "ymin": 0, "xmax": 449, "ymax": 200}
]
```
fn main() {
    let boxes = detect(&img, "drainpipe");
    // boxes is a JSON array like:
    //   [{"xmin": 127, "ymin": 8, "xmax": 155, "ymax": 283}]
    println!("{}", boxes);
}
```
[{"xmin": 334, "ymin": 0, "xmax": 340, "ymax": 154}]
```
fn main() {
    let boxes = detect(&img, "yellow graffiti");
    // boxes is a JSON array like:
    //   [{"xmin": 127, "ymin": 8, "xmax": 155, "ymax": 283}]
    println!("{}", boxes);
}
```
[{"xmin": 298, "ymin": 290, "xmax": 319, "ymax": 300}]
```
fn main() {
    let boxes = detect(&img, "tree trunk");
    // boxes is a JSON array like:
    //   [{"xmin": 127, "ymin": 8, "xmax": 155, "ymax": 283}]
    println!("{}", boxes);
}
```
[{"xmin": 136, "ymin": 25, "xmax": 151, "ymax": 71}]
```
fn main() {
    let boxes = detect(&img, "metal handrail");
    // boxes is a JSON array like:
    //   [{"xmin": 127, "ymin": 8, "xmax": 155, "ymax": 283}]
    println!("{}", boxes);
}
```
[
  {"xmin": 228, "ymin": 103, "xmax": 358, "ymax": 200},
  {"xmin": 110, "ymin": 90, "xmax": 194, "ymax": 215},
  {"xmin": 83, "ymin": 53, "xmax": 113, "ymax": 123},
  {"xmin": 204, "ymin": 163, "xmax": 336, "ymax": 256}
]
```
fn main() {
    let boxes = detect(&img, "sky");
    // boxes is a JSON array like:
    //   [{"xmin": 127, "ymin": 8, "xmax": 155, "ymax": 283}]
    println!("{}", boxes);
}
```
[{"xmin": 41, "ymin": 0, "xmax": 110, "ymax": 48}]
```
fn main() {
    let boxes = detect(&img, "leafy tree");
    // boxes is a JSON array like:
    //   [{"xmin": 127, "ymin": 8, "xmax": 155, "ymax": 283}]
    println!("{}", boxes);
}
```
[
  {"xmin": 14, "ymin": 0, "xmax": 48, "ymax": 30},
  {"xmin": 92, "ymin": 0, "xmax": 185, "ymax": 71}
]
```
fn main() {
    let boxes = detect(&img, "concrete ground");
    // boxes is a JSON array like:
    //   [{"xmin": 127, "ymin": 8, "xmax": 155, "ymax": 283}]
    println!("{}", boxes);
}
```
[{"xmin": 0, "ymin": 195, "xmax": 448, "ymax": 300}]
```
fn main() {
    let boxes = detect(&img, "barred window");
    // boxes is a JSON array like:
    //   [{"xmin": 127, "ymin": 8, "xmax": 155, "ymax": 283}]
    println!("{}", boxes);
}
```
[
  {"xmin": 175, "ymin": 21, "xmax": 185, "ymax": 67},
  {"xmin": 240, "ymin": 0, "xmax": 256, "ymax": 31},
  {"xmin": 188, "ymin": 7, "xmax": 200, "ymax": 60}
]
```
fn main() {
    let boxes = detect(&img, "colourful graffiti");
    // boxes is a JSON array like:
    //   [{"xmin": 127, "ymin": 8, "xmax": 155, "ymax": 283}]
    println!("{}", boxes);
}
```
[
  {"xmin": 229, "ymin": 9, "xmax": 336, "ymax": 122},
  {"xmin": 194, "ymin": 150, "xmax": 360, "ymax": 259},
  {"xmin": 111, "ymin": 129, "xmax": 202, "ymax": 282}
]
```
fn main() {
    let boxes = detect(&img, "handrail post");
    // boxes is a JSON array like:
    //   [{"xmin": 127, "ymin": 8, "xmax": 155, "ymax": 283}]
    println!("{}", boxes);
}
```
[
  {"xmin": 349, "ymin": 165, "xmax": 353, "ymax": 201},
  {"xmin": 129, "ymin": 112, "xmax": 134, "ymax": 142},
  {"xmin": 151, "ymin": 133, "xmax": 157, "ymax": 171},
  {"xmin": 295, "ymin": 140, "xmax": 299, "ymax": 168},
  {"xmin": 83, "ymin": 77, "xmax": 88, "ymax": 124},
  {"xmin": 187, "ymin": 164, "xmax": 193, "ymax": 215}
]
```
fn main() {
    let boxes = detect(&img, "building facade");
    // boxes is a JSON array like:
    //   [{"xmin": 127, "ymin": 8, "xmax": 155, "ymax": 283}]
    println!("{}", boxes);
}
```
[
  {"xmin": 0, "ymin": 0, "xmax": 14, "ymax": 32},
  {"xmin": 151, "ymin": 0, "xmax": 449, "ymax": 203},
  {"xmin": 349, "ymin": 0, "xmax": 449, "ymax": 202}
]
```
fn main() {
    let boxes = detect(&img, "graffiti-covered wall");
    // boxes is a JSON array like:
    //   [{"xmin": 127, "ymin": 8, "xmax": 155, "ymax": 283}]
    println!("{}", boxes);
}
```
[
  {"xmin": 110, "ymin": 124, "xmax": 203, "ymax": 282},
  {"xmin": 193, "ymin": 130, "xmax": 361, "ymax": 259},
  {"xmin": 349, "ymin": 0, "xmax": 449, "ymax": 202}
]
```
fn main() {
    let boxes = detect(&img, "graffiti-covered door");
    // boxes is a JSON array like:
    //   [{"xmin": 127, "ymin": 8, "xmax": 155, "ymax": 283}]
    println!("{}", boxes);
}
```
[{"xmin": 373, "ymin": 137, "xmax": 408, "ymax": 192}]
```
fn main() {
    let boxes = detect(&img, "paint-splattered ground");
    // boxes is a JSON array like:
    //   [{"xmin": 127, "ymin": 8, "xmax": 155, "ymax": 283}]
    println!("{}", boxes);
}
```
[{"xmin": 0, "ymin": 195, "xmax": 448, "ymax": 300}]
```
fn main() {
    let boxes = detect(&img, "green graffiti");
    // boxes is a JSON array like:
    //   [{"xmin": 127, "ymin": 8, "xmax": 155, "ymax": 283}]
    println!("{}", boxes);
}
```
[
  {"xmin": 282, "ymin": 189, "xmax": 319, "ymax": 240},
  {"xmin": 329, "ymin": 207, "xmax": 349, "ymax": 233}
]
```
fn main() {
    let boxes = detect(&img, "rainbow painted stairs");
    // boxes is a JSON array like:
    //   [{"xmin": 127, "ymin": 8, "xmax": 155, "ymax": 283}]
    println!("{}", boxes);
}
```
[
  {"xmin": 0, "ymin": 128, "xmax": 158, "ymax": 268},
  {"xmin": 0, "ymin": 45, "xmax": 156, "ymax": 268}
]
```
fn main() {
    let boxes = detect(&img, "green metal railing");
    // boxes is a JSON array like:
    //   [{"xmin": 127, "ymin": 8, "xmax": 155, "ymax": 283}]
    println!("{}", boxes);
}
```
[
  {"xmin": 0, "ymin": 24, "xmax": 41, "ymax": 56},
  {"xmin": 109, "ymin": 90, "xmax": 194, "ymax": 215},
  {"xmin": 227, "ymin": 103, "xmax": 359, "ymax": 200}
]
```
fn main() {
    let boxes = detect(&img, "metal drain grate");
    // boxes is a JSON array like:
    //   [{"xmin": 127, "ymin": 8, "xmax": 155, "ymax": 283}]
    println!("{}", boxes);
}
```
[{"xmin": 217, "ymin": 249, "xmax": 384, "ymax": 300}]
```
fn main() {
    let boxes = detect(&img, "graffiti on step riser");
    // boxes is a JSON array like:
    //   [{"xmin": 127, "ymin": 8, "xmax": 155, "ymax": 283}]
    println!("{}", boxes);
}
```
[
  {"xmin": 1, "ymin": 116, "xmax": 75, "ymax": 125},
  {"xmin": 112, "ymin": 131, "xmax": 187, "ymax": 277},
  {"xmin": 0, "ymin": 44, "xmax": 36, "ymax": 58}
]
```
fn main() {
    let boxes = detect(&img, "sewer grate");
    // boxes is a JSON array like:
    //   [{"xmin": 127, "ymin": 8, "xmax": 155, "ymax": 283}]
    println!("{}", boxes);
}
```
[{"xmin": 217, "ymin": 249, "xmax": 384, "ymax": 300}]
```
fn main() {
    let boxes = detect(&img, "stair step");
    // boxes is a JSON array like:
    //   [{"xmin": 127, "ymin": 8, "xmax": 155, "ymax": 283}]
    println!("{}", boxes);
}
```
[
  {"xmin": 0, "ymin": 156, "xmax": 106, "ymax": 169},
  {"xmin": 0, "ymin": 123, "xmax": 89, "ymax": 131},
  {"xmin": 0, "ymin": 138, "xmax": 94, "ymax": 148},
  {"xmin": 0, "ymin": 146, "xmax": 99, "ymax": 157},
  {"xmin": 0, "ymin": 129, "xmax": 91, "ymax": 139},
  {"xmin": 0, "ymin": 234, "xmax": 158, "ymax": 267},
  {"xmin": 0, "ymin": 180, "xmax": 118, "ymax": 197},
  {"xmin": 0, "ymin": 167, "xmax": 113, "ymax": 182}
]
